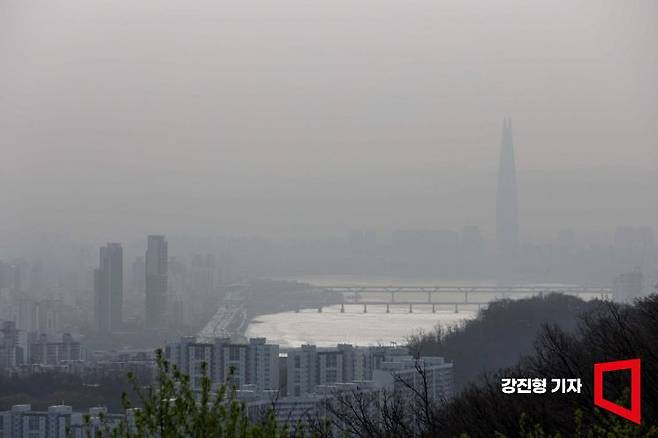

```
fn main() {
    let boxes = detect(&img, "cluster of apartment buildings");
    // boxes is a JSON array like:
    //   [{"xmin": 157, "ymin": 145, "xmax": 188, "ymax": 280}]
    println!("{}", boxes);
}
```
[
  {"xmin": 0, "ymin": 336, "xmax": 453, "ymax": 437},
  {"xmin": 0, "ymin": 320, "xmax": 159, "ymax": 380},
  {"xmin": 164, "ymin": 337, "xmax": 454, "ymax": 397},
  {"xmin": 164, "ymin": 336, "xmax": 454, "ymax": 429},
  {"xmin": 0, "ymin": 322, "xmax": 85, "ymax": 371},
  {"xmin": 0, "ymin": 405, "xmax": 125, "ymax": 438}
]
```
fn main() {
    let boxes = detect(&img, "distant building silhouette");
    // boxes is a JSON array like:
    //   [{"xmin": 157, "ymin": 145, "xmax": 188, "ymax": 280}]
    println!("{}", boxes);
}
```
[
  {"xmin": 496, "ymin": 117, "xmax": 519, "ymax": 281},
  {"xmin": 94, "ymin": 243, "xmax": 123, "ymax": 334},
  {"xmin": 130, "ymin": 256, "xmax": 146, "ymax": 296},
  {"xmin": 613, "ymin": 267, "xmax": 643, "ymax": 302},
  {"xmin": 145, "ymin": 235, "xmax": 168, "ymax": 329}
]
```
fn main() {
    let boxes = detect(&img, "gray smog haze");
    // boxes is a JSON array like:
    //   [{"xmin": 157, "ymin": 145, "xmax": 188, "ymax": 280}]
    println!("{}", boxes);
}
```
[{"xmin": 0, "ymin": 0, "xmax": 657, "ymax": 250}]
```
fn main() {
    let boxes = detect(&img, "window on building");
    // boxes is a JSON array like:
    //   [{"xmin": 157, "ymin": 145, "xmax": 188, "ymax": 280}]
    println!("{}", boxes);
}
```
[
  {"xmin": 326, "ymin": 369, "xmax": 338, "ymax": 383},
  {"xmin": 325, "ymin": 354, "xmax": 337, "ymax": 368},
  {"xmin": 194, "ymin": 347, "xmax": 205, "ymax": 360},
  {"xmin": 28, "ymin": 416, "xmax": 40, "ymax": 430},
  {"xmin": 229, "ymin": 346, "xmax": 241, "ymax": 361}
]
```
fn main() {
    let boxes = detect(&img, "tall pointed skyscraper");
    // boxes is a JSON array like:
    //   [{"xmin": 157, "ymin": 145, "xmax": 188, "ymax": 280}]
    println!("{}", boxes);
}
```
[{"xmin": 496, "ymin": 117, "xmax": 519, "ymax": 261}]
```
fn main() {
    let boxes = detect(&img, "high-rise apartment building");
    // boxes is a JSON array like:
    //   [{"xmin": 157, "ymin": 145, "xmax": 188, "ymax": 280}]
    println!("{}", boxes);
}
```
[
  {"xmin": 247, "ymin": 338, "xmax": 279, "ymax": 392},
  {"xmin": 286, "ymin": 344, "xmax": 410, "ymax": 397},
  {"xmin": 93, "ymin": 243, "xmax": 123, "ymax": 334},
  {"xmin": 145, "ymin": 235, "xmax": 168, "ymax": 329},
  {"xmin": 0, "ymin": 321, "xmax": 26, "ymax": 369},
  {"xmin": 165, "ymin": 337, "xmax": 279, "ymax": 392},
  {"xmin": 287, "ymin": 344, "xmax": 317, "ymax": 397}
]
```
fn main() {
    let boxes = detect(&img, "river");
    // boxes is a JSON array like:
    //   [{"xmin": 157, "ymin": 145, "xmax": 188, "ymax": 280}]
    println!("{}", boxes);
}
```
[
  {"xmin": 244, "ymin": 274, "xmax": 484, "ymax": 348},
  {"xmin": 245, "ymin": 304, "xmax": 476, "ymax": 349}
]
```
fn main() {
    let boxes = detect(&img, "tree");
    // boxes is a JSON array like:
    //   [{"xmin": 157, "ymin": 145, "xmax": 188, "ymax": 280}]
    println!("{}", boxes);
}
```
[{"xmin": 429, "ymin": 295, "xmax": 658, "ymax": 437}]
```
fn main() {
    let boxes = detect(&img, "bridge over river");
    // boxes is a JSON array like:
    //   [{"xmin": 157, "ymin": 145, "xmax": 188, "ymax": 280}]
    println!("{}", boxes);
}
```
[{"xmin": 305, "ymin": 284, "xmax": 612, "ymax": 314}]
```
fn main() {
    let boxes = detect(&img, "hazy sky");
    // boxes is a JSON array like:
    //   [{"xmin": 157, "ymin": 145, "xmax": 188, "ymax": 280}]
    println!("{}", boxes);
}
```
[{"xmin": 1, "ymin": 0, "xmax": 657, "ymax": 246}]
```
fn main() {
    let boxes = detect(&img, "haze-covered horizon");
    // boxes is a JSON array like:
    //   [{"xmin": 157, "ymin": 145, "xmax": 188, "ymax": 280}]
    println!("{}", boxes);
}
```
[
  {"xmin": 1, "ymin": 0, "xmax": 657, "ymax": 248},
  {"xmin": 2, "ymin": 163, "xmax": 656, "ymax": 252}
]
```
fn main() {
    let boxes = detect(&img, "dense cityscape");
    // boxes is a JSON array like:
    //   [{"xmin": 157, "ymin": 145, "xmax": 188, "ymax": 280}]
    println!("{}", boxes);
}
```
[
  {"xmin": 1, "ymin": 1, "xmax": 657, "ymax": 436},
  {"xmin": 1, "ymin": 117, "xmax": 656, "ymax": 436}
]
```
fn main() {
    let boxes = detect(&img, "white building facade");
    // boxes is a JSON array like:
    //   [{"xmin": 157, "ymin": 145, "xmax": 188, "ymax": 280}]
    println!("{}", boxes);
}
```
[{"xmin": 164, "ymin": 336, "xmax": 279, "ymax": 392}]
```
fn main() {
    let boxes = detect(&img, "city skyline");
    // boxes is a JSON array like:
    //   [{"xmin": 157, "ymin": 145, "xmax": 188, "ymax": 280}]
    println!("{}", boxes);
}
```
[{"xmin": 0, "ymin": 2, "xmax": 656, "ymax": 435}]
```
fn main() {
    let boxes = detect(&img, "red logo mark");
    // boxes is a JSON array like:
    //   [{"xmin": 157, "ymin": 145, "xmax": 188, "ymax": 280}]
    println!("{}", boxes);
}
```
[{"xmin": 593, "ymin": 358, "xmax": 641, "ymax": 424}]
